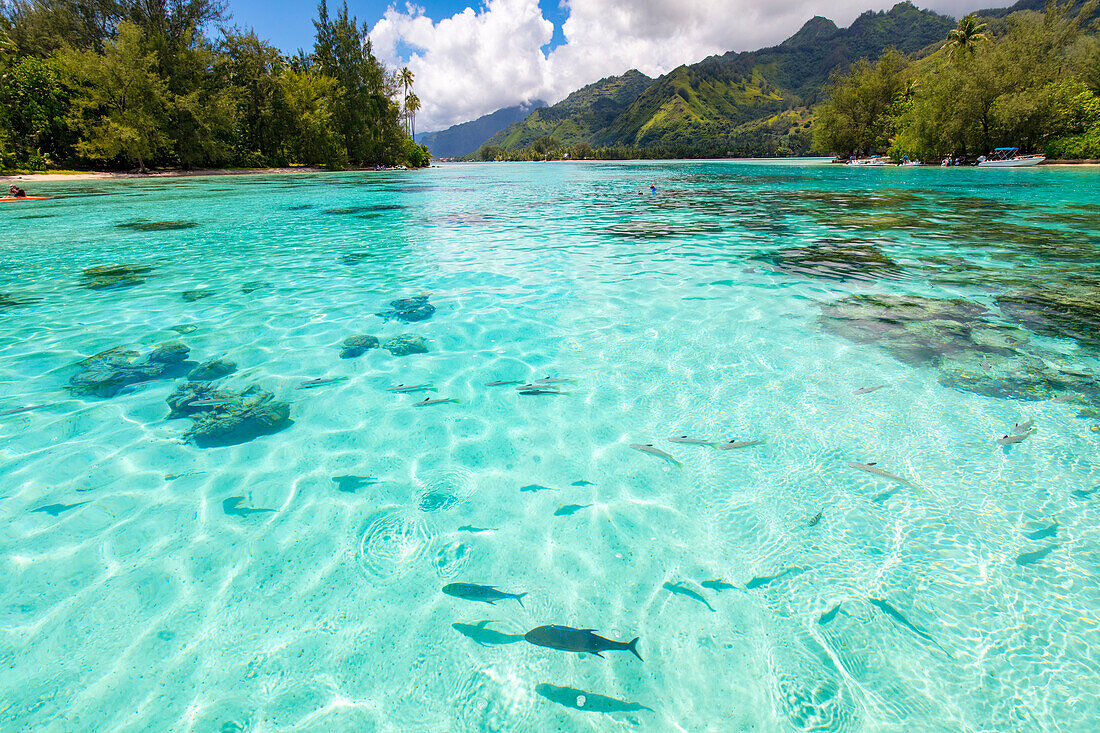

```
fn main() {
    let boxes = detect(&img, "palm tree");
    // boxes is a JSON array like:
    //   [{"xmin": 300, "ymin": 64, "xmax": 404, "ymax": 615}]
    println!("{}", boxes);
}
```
[
  {"xmin": 399, "ymin": 66, "xmax": 414, "ymax": 133},
  {"xmin": 947, "ymin": 14, "xmax": 990, "ymax": 59},
  {"xmin": 406, "ymin": 93, "xmax": 421, "ymax": 140}
]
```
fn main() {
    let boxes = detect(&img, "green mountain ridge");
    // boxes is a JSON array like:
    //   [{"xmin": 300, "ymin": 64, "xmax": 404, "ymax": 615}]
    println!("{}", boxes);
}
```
[
  {"xmin": 478, "ymin": 2, "xmax": 957, "ymax": 157},
  {"xmin": 480, "ymin": 69, "xmax": 655, "ymax": 151}
]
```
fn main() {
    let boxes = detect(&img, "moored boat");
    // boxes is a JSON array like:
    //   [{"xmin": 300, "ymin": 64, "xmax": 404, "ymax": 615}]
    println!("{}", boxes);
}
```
[{"xmin": 977, "ymin": 147, "xmax": 1045, "ymax": 167}]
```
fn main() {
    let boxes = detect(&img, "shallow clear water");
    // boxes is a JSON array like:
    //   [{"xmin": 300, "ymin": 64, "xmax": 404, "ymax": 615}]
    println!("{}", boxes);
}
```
[{"xmin": 1, "ymin": 161, "xmax": 1099, "ymax": 732}]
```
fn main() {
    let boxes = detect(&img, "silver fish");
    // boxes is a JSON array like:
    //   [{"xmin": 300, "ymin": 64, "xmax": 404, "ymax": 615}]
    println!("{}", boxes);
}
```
[
  {"xmin": 980, "ymin": 359, "xmax": 992, "ymax": 371},
  {"xmin": 414, "ymin": 396, "xmax": 459, "ymax": 407},
  {"xmin": 629, "ymin": 444, "xmax": 683, "ymax": 468},
  {"xmin": 1012, "ymin": 420, "xmax": 1034, "ymax": 435},
  {"xmin": 997, "ymin": 430, "xmax": 1034, "ymax": 445},
  {"xmin": 716, "ymin": 439, "xmax": 766, "ymax": 450},
  {"xmin": 852, "ymin": 385, "xmax": 887, "ymax": 395},
  {"xmin": 847, "ymin": 462, "xmax": 914, "ymax": 486},
  {"xmin": 0, "ymin": 404, "xmax": 44, "ymax": 416},
  {"xmin": 536, "ymin": 377, "xmax": 575, "ymax": 384},
  {"xmin": 387, "ymin": 383, "xmax": 436, "ymax": 393},
  {"xmin": 299, "ymin": 377, "xmax": 348, "ymax": 389},
  {"xmin": 518, "ymin": 389, "xmax": 569, "ymax": 396},
  {"xmin": 668, "ymin": 435, "xmax": 716, "ymax": 446},
  {"xmin": 485, "ymin": 380, "xmax": 523, "ymax": 387}
]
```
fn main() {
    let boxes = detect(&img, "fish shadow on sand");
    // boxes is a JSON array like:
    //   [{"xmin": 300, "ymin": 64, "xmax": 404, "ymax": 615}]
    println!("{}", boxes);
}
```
[
  {"xmin": 535, "ymin": 683, "xmax": 653, "ymax": 714},
  {"xmin": 451, "ymin": 620, "xmax": 526, "ymax": 646},
  {"xmin": 222, "ymin": 497, "xmax": 276, "ymax": 517}
]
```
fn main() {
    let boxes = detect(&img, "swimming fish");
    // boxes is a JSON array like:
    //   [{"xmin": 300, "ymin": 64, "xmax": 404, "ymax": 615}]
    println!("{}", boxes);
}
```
[
  {"xmin": 485, "ymin": 380, "xmax": 523, "ymax": 387},
  {"xmin": 571, "ymin": 480, "xmax": 594, "ymax": 486},
  {"xmin": 1015, "ymin": 545, "xmax": 1057, "ymax": 566},
  {"xmin": 222, "ymin": 496, "xmax": 276, "ymax": 516},
  {"xmin": 554, "ymin": 503, "xmax": 592, "ymax": 516},
  {"xmin": 521, "ymin": 484, "xmax": 557, "ymax": 493},
  {"xmin": 298, "ymin": 377, "xmax": 347, "ymax": 389},
  {"xmin": 818, "ymin": 603, "xmax": 846, "ymax": 625},
  {"xmin": 414, "ymin": 396, "xmax": 460, "ymax": 406},
  {"xmin": 442, "ymin": 583, "xmax": 526, "ymax": 606},
  {"xmin": 700, "ymin": 580, "xmax": 736, "ymax": 591},
  {"xmin": 524, "ymin": 625, "xmax": 642, "ymax": 660},
  {"xmin": 715, "ymin": 439, "xmax": 766, "ymax": 450},
  {"xmin": 0, "ymin": 404, "xmax": 45, "ymax": 417},
  {"xmin": 980, "ymin": 359, "xmax": 992, "ymax": 371},
  {"xmin": 518, "ymin": 389, "xmax": 569, "ymax": 396},
  {"xmin": 188, "ymin": 398, "xmax": 234, "ymax": 407},
  {"xmin": 1023, "ymin": 522, "xmax": 1058, "ymax": 541},
  {"xmin": 1071, "ymin": 486, "xmax": 1099, "ymax": 499},
  {"xmin": 1012, "ymin": 420, "xmax": 1034, "ymax": 434},
  {"xmin": 746, "ymin": 568, "xmax": 798, "ymax": 589},
  {"xmin": 847, "ymin": 462, "xmax": 914, "ymax": 486},
  {"xmin": 629, "ymin": 444, "xmax": 683, "ymax": 468},
  {"xmin": 997, "ymin": 431, "xmax": 1034, "ymax": 445},
  {"xmin": 869, "ymin": 598, "xmax": 953, "ymax": 658},
  {"xmin": 852, "ymin": 385, "xmax": 887, "ymax": 395},
  {"xmin": 332, "ymin": 475, "xmax": 377, "ymax": 493},
  {"xmin": 808, "ymin": 511, "xmax": 822, "ymax": 527},
  {"xmin": 1052, "ymin": 394, "xmax": 1075, "ymax": 403},
  {"xmin": 451, "ymin": 620, "xmax": 525, "ymax": 646},
  {"xmin": 386, "ymin": 383, "xmax": 436, "ymax": 393},
  {"xmin": 458, "ymin": 525, "xmax": 496, "ymax": 533},
  {"xmin": 663, "ymin": 582, "xmax": 716, "ymax": 612},
  {"xmin": 534, "ymin": 683, "xmax": 653, "ymax": 714},
  {"xmin": 668, "ymin": 435, "xmax": 717, "ymax": 446},
  {"xmin": 31, "ymin": 501, "xmax": 89, "ymax": 516},
  {"xmin": 536, "ymin": 377, "xmax": 575, "ymax": 384},
  {"xmin": 165, "ymin": 471, "xmax": 203, "ymax": 482}
]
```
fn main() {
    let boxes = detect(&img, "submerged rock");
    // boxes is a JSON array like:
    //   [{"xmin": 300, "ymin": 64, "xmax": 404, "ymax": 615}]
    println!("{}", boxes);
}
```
[
  {"xmin": 116, "ymin": 220, "xmax": 198, "ymax": 231},
  {"xmin": 80, "ymin": 264, "xmax": 154, "ymax": 290},
  {"xmin": 759, "ymin": 241, "xmax": 904, "ymax": 282},
  {"xmin": 182, "ymin": 289, "xmax": 216, "ymax": 302},
  {"xmin": 377, "ymin": 294, "xmax": 435, "ymax": 322},
  {"xmin": 0, "ymin": 292, "xmax": 41, "ymax": 309},
  {"xmin": 820, "ymin": 294, "xmax": 1100, "ymax": 407},
  {"xmin": 383, "ymin": 335, "xmax": 428, "ymax": 356},
  {"xmin": 167, "ymin": 382, "xmax": 291, "ymax": 447},
  {"xmin": 241, "ymin": 281, "xmax": 271, "ymax": 294},
  {"xmin": 188, "ymin": 358, "xmax": 237, "ymax": 381},
  {"xmin": 339, "ymin": 334, "xmax": 379, "ymax": 359},
  {"xmin": 997, "ymin": 284, "xmax": 1100, "ymax": 349},
  {"xmin": 69, "ymin": 342, "xmax": 195, "ymax": 398}
]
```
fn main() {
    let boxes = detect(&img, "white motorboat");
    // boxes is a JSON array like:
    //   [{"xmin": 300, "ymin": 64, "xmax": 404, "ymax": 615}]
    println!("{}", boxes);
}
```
[{"xmin": 977, "ymin": 148, "xmax": 1045, "ymax": 167}]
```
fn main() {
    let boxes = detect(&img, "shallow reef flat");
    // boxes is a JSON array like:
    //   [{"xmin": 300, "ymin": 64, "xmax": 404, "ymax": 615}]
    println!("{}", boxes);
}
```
[{"xmin": 1, "ymin": 162, "xmax": 1099, "ymax": 732}]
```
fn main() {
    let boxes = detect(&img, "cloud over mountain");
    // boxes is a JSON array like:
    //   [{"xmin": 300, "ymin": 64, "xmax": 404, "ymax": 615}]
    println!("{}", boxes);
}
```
[{"xmin": 370, "ymin": 0, "xmax": 988, "ymax": 131}]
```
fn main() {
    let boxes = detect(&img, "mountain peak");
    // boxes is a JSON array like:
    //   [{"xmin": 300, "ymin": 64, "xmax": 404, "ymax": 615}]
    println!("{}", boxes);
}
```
[{"xmin": 782, "ymin": 16, "xmax": 839, "ymax": 47}]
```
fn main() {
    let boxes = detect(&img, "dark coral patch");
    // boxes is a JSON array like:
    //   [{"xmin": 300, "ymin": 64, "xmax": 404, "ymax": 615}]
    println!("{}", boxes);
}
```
[
  {"xmin": 116, "ymin": 220, "xmax": 199, "ymax": 231},
  {"xmin": 80, "ymin": 264, "xmax": 154, "ymax": 290}
]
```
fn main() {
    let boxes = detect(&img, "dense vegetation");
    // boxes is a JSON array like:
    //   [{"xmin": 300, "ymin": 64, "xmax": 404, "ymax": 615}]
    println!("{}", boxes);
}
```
[
  {"xmin": 814, "ymin": 2, "xmax": 1100, "ymax": 159},
  {"xmin": 0, "ymin": 0, "xmax": 428, "ymax": 171}
]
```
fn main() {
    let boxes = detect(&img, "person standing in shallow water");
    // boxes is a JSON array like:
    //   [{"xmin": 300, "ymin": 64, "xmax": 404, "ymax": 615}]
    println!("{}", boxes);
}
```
[
  {"xmin": 8, "ymin": 184, "xmax": 27, "ymax": 198},
  {"xmin": 650, "ymin": 185, "xmax": 657, "ymax": 196}
]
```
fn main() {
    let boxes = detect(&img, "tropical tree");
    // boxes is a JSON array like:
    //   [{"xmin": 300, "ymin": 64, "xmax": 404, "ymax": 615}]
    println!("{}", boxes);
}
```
[
  {"xmin": 61, "ymin": 22, "xmax": 170, "ymax": 169},
  {"xmin": 398, "ymin": 65, "xmax": 413, "ymax": 132},
  {"xmin": 406, "ymin": 92, "xmax": 420, "ymax": 139},
  {"xmin": 947, "ymin": 14, "xmax": 990, "ymax": 59},
  {"xmin": 812, "ymin": 49, "xmax": 910, "ymax": 157}
]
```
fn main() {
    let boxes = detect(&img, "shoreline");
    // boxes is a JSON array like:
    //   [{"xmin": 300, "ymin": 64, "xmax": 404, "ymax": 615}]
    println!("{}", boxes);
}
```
[
  {"xmin": 4, "ymin": 158, "xmax": 1099, "ymax": 183},
  {"xmin": 0, "ymin": 166, "xmax": 412, "ymax": 183}
]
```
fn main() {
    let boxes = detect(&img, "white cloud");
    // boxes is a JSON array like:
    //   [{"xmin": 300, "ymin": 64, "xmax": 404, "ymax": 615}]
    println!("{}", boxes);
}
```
[{"xmin": 370, "ymin": 0, "xmax": 991, "ymax": 132}]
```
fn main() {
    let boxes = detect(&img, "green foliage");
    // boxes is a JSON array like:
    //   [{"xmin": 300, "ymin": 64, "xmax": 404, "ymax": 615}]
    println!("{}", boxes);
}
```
[
  {"xmin": 0, "ymin": 0, "xmax": 425, "ymax": 170},
  {"xmin": 61, "ymin": 22, "xmax": 170, "ymax": 168},
  {"xmin": 947, "ymin": 14, "xmax": 991, "ymax": 58},
  {"xmin": 0, "ymin": 54, "xmax": 71, "ymax": 168},
  {"xmin": 812, "ymin": 49, "xmax": 910, "ymax": 156}
]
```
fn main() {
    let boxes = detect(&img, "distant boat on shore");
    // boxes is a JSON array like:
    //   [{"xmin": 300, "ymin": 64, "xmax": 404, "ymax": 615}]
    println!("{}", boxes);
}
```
[{"xmin": 977, "ymin": 147, "xmax": 1045, "ymax": 167}]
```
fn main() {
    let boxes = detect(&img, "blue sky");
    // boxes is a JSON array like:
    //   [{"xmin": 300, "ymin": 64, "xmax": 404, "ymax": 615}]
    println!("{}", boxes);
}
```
[{"xmin": 227, "ymin": 1, "xmax": 568, "ymax": 55}]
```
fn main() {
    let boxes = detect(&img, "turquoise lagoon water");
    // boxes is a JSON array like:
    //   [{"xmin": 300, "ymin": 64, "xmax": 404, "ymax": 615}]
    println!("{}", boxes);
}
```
[{"xmin": 1, "ymin": 161, "xmax": 1099, "ymax": 732}]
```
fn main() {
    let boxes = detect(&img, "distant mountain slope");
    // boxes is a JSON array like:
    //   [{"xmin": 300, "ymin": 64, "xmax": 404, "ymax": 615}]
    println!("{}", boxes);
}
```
[
  {"xmin": 480, "ymin": 70, "xmax": 655, "ymax": 150},
  {"xmin": 417, "ymin": 100, "xmax": 547, "ymax": 158},
  {"xmin": 602, "ymin": 2, "xmax": 955, "ymax": 148}
]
